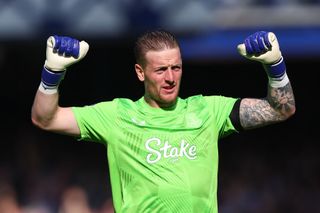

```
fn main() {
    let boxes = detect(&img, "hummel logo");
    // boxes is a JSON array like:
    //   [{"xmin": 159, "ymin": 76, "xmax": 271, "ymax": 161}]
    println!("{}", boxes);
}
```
[{"xmin": 131, "ymin": 117, "xmax": 146, "ymax": 126}]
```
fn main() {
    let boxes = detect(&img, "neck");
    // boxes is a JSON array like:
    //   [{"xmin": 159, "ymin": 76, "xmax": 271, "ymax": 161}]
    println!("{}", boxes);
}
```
[{"xmin": 143, "ymin": 96, "xmax": 177, "ymax": 110}]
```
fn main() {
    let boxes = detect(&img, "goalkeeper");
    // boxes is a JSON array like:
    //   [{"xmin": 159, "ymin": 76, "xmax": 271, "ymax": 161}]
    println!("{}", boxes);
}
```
[{"xmin": 31, "ymin": 30, "xmax": 295, "ymax": 212}]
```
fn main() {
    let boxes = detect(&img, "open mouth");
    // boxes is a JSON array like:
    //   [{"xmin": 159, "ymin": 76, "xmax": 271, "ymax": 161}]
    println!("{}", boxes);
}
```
[{"xmin": 162, "ymin": 85, "xmax": 175, "ymax": 93}]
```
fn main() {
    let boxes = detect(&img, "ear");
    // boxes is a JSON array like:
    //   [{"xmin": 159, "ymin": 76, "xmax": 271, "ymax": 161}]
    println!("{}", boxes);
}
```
[{"xmin": 135, "ymin": 64, "xmax": 145, "ymax": 81}]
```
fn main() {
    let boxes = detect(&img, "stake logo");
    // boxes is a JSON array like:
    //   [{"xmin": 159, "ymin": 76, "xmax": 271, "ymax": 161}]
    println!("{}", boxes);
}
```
[{"xmin": 145, "ymin": 137, "xmax": 197, "ymax": 164}]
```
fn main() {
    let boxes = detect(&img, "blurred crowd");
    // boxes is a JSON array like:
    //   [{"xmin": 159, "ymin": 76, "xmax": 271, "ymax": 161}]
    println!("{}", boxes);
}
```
[
  {"xmin": 0, "ymin": 183, "xmax": 114, "ymax": 213},
  {"xmin": 1, "ymin": 0, "xmax": 320, "ymax": 40},
  {"xmin": 218, "ymin": 137, "xmax": 320, "ymax": 213},
  {"xmin": 0, "ymin": 121, "xmax": 114, "ymax": 213}
]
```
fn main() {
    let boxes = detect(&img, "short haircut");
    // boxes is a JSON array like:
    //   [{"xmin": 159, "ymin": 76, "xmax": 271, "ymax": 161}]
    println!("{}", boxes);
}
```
[{"xmin": 134, "ymin": 29, "xmax": 180, "ymax": 68}]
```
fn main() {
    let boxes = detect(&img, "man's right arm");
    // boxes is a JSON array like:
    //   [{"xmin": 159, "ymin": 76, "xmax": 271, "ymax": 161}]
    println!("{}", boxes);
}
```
[
  {"xmin": 31, "ymin": 90, "xmax": 80, "ymax": 137},
  {"xmin": 31, "ymin": 35, "xmax": 89, "ymax": 137}
]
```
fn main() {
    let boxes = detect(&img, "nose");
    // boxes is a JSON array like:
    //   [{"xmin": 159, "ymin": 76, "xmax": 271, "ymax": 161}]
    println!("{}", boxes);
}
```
[{"xmin": 165, "ymin": 69, "xmax": 174, "ymax": 83}]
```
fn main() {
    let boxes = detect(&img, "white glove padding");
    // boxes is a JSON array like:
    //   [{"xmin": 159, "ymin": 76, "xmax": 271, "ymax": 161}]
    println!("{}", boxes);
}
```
[
  {"xmin": 237, "ymin": 31, "xmax": 282, "ymax": 64},
  {"xmin": 45, "ymin": 35, "xmax": 89, "ymax": 71}
]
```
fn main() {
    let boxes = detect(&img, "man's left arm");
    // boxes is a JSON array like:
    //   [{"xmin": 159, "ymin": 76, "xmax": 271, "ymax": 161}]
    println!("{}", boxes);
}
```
[{"xmin": 237, "ymin": 31, "xmax": 296, "ymax": 130}]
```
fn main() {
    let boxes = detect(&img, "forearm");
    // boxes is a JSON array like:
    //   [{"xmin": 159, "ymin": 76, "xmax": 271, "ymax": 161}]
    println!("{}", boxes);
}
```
[
  {"xmin": 240, "ymin": 80, "xmax": 295, "ymax": 129},
  {"xmin": 267, "ymin": 79, "xmax": 295, "ymax": 118},
  {"xmin": 31, "ymin": 63, "xmax": 65, "ymax": 129},
  {"xmin": 31, "ymin": 88, "xmax": 60, "ymax": 129}
]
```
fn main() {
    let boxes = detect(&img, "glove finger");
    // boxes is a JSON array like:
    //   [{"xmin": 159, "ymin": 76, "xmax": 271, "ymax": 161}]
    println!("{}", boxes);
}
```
[
  {"xmin": 53, "ymin": 35, "xmax": 61, "ymax": 51},
  {"xmin": 78, "ymin": 41, "xmax": 89, "ymax": 59},
  {"xmin": 237, "ymin": 43, "xmax": 247, "ymax": 56},
  {"xmin": 64, "ymin": 38, "xmax": 78, "ymax": 57},
  {"xmin": 264, "ymin": 32, "xmax": 272, "ymax": 49},
  {"xmin": 63, "ymin": 42, "xmax": 71, "ymax": 57},
  {"xmin": 244, "ymin": 38, "xmax": 254, "ymax": 55},
  {"xmin": 57, "ymin": 37, "xmax": 68, "ymax": 55},
  {"xmin": 64, "ymin": 39, "xmax": 73, "ymax": 57},
  {"xmin": 250, "ymin": 33, "xmax": 263, "ymax": 54},
  {"xmin": 257, "ymin": 31, "xmax": 269, "ymax": 52},
  {"xmin": 72, "ymin": 40, "xmax": 80, "ymax": 58}
]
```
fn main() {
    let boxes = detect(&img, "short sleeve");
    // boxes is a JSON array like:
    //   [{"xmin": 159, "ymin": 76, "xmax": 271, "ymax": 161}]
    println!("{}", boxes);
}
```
[
  {"xmin": 204, "ymin": 96, "xmax": 239, "ymax": 138},
  {"xmin": 72, "ymin": 100, "xmax": 117, "ymax": 144}
]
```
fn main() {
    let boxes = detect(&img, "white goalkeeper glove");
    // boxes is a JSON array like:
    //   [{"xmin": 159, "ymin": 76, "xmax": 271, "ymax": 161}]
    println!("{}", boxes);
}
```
[
  {"xmin": 39, "ymin": 35, "xmax": 89, "ymax": 94},
  {"xmin": 45, "ymin": 35, "xmax": 89, "ymax": 71},
  {"xmin": 237, "ymin": 31, "xmax": 281, "ymax": 65},
  {"xmin": 237, "ymin": 31, "xmax": 288, "ymax": 87}
]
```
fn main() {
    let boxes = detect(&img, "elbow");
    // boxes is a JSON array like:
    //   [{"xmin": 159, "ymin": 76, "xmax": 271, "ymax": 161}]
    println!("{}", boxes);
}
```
[
  {"xmin": 288, "ymin": 105, "xmax": 296, "ymax": 118},
  {"xmin": 281, "ymin": 105, "xmax": 296, "ymax": 121},
  {"xmin": 289, "ymin": 105, "xmax": 296, "ymax": 117},
  {"xmin": 31, "ymin": 113, "xmax": 52, "ymax": 131},
  {"xmin": 31, "ymin": 115, "xmax": 45, "ymax": 130}
]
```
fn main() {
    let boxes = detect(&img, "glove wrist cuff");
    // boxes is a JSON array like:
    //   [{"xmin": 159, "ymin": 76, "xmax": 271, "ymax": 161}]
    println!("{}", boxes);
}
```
[
  {"xmin": 264, "ymin": 57, "xmax": 290, "ymax": 88},
  {"xmin": 263, "ymin": 56, "xmax": 286, "ymax": 78},
  {"xmin": 40, "ymin": 66, "xmax": 66, "ymax": 91},
  {"xmin": 268, "ymin": 72, "xmax": 289, "ymax": 88}
]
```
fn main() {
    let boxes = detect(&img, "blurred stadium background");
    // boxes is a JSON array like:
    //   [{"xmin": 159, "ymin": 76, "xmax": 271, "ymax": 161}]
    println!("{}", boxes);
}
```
[{"xmin": 0, "ymin": 0, "xmax": 319, "ymax": 212}]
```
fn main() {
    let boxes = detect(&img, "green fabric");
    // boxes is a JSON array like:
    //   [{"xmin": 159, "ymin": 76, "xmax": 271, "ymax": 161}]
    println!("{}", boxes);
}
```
[{"xmin": 72, "ymin": 95, "xmax": 238, "ymax": 213}]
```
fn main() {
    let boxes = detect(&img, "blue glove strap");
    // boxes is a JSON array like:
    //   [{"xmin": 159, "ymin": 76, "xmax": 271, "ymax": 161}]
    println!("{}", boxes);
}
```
[
  {"xmin": 263, "ymin": 57, "xmax": 286, "ymax": 78},
  {"xmin": 41, "ymin": 67, "xmax": 66, "ymax": 87}
]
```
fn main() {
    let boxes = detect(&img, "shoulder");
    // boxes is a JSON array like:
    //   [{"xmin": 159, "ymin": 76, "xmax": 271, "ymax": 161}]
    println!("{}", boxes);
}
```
[
  {"xmin": 184, "ymin": 94, "xmax": 233, "ymax": 106},
  {"xmin": 184, "ymin": 94, "xmax": 206, "ymax": 104},
  {"xmin": 76, "ymin": 98, "xmax": 136, "ymax": 115},
  {"xmin": 182, "ymin": 95, "xmax": 211, "ymax": 113},
  {"xmin": 202, "ymin": 95, "xmax": 238, "ymax": 106},
  {"xmin": 96, "ymin": 98, "xmax": 136, "ymax": 108},
  {"xmin": 184, "ymin": 95, "xmax": 238, "ymax": 115}
]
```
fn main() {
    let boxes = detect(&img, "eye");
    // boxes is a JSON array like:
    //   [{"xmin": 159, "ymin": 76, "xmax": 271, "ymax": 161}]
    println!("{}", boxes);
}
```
[
  {"xmin": 156, "ymin": 67, "xmax": 167, "ymax": 73},
  {"xmin": 171, "ymin": 65, "xmax": 181, "ymax": 71}
]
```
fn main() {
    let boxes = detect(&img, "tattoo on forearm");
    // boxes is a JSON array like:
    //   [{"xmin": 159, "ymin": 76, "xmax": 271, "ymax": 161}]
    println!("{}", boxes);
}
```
[
  {"xmin": 240, "ymin": 82, "xmax": 295, "ymax": 129},
  {"xmin": 268, "ymin": 82, "xmax": 295, "ymax": 114}
]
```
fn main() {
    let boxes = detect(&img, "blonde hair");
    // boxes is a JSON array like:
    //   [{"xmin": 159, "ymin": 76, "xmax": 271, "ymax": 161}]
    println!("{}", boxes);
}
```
[{"xmin": 134, "ymin": 29, "xmax": 180, "ymax": 68}]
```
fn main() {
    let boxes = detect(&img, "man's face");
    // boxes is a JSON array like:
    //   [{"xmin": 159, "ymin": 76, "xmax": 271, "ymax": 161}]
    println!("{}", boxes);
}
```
[{"xmin": 135, "ymin": 47, "xmax": 182, "ymax": 108}]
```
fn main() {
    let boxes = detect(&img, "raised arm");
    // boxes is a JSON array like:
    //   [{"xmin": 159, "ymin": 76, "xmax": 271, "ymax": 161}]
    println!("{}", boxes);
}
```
[
  {"xmin": 237, "ymin": 31, "xmax": 296, "ymax": 130},
  {"xmin": 31, "ymin": 36, "xmax": 89, "ymax": 136}
]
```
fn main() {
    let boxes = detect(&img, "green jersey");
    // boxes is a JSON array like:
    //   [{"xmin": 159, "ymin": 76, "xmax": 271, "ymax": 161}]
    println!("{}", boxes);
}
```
[{"xmin": 72, "ymin": 95, "xmax": 238, "ymax": 213}]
